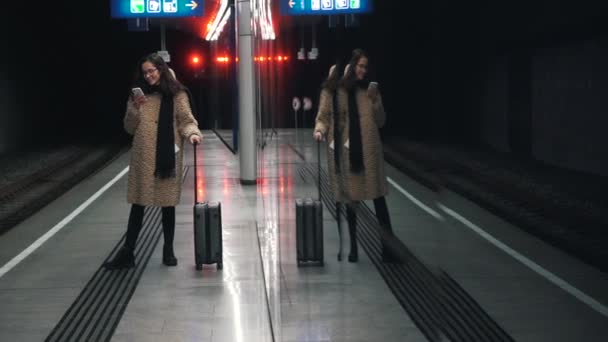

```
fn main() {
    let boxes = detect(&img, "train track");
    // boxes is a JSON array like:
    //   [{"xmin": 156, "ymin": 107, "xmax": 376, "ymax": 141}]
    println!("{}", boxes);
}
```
[{"xmin": 0, "ymin": 143, "xmax": 127, "ymax": 235}]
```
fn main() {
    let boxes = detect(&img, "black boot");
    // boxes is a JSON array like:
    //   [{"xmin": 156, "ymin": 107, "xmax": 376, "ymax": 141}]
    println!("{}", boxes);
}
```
[
  {"xmin": 161, "ymin": 207, "xmax": 177, "ymax": 266},
  {"xmin": 381, "ymin": 244, "xmax": 400, "ymax": 263},
  {"xmin": 374, "ymin": 197, "xmax": 400, "ymax": 263},
  {"xmin": 162, "ymin": 245, "xmax": 178, "ymax": 266},
  {"xmin": 336, "ymin": 202, "xmax": 343, "ymax": 261},
  {"xmin": 347, "ymin": 205, "xmax": 358, "ymax": 263},
  {"xmin": 104, "ymin": 246, "xmax": 135, "ymax": 270},
  {"xmin": 380, "ymin": 225, "xmax": 400, "ymax": 263}
]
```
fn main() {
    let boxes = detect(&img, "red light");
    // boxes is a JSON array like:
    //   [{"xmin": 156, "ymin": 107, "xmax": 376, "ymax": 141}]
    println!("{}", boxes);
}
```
[
  {"xmin": 189, "ymin": 54, "xmax": 203, "ymax": 67},
  {"xmin": 215, "ymin": 56, "xmax": 230, "ymax": 64},
  {"xmin": 252, "ymin": 55, "xmax": 290, "ymax": 63}
]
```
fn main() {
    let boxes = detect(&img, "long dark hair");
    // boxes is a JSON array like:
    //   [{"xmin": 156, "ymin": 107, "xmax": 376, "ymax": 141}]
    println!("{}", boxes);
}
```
[
  {"xmin": 322, "ymin": 64, "xmax": 343, "ymax": 92},
  {"xmin": 130, "ymin": 53, "xmax": 185, "ymax": 97},
  {"xmin": 341, "ymin": 48, "xmax": 369, "ymax": 90}
]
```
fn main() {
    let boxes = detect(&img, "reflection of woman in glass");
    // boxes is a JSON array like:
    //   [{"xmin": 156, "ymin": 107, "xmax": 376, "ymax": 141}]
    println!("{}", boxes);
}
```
[
  {"xmin": 314, "ymin": 49, "xmax": 396, "ymax": 262},
  {"xmin": 336, "ymin": 49, "xmax": 397, "ymax": 263}
]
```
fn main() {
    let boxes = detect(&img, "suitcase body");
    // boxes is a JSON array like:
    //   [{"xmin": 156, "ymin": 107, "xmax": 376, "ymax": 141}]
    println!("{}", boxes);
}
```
[
  {"xmin": 193, "ymin": 201, "xmax": 223, "ymax": 270},
  {"xmin": 296, "ymin": 198, "xmax": 324, "ymax": 266}
]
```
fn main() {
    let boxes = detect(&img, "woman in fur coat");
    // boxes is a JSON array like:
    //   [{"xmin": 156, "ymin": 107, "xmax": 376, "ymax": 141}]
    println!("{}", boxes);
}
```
[
  {"xmin": 104, "ymin": 53, "xmax": 202, "ymax": 269},
  {"xmin": 314, "ymin": 49, "xmax": 397, "ymax": 263}
]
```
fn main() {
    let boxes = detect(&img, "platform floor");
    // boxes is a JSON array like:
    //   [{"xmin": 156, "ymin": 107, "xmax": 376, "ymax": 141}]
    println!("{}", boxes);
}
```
[{"xmin": 0, "ymin": 130, "xmax": 607, "ymax": 341}]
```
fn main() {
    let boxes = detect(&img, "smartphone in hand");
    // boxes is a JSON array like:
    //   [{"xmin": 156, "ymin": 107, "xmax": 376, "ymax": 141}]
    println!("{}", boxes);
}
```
[
  {"xmin": 367, "ymin": 81, "xmax": 379, "ymax": 101},
  {"xmin": 131, "ymin": 87, "xmax": 145, "ymax": 99}
]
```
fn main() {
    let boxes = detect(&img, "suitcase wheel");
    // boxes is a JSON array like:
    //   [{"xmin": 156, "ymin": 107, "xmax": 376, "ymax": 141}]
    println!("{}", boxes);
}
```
[
  {"xmin": 195, "ymin": 264, "xmax": 202, "ymax": 271},
  {"xmin": 217, "ymin": 262, "xmax": 223, "ymax": 270}
]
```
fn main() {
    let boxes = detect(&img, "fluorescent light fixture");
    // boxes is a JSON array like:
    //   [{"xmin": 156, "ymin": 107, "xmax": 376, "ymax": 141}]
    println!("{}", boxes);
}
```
[
  {"xmin": 205, "ymin": 0, "xmax": 228, "ymax": 41},
  {"xmin": 252, "ymin": 0, "xmax": 275, "ymax": 40},
  {"xmin": 210, "ymin": 7, "xmax": 232, "ymax": 41}
]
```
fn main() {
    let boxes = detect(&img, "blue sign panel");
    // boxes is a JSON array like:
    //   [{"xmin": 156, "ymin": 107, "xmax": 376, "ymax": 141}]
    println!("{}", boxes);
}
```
[
  {"xmin": 280, "ymin": 0, "xmax": 372, "ymax": 15},
  {"xmin": 111, "ymin": 0, "xmax": 204, "ymax": 18}
]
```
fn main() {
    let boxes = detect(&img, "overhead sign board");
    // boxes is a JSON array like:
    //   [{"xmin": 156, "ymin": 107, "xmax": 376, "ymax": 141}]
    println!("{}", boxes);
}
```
[
  {"xmin": 280, "ymin": 0, "xmax": 372, "ymax": 15},
  {"xmin": 111, "ymin": 0, "xmax": 204, "ymax": 18}
]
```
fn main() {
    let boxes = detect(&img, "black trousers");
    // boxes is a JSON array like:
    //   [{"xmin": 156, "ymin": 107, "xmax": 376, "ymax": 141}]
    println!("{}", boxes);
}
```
[
  {"xmin": 345, "ymin": 196, "xmax": 394, "ymax": 236},
  {"xmin": 124, "ymin": 204, "xmax": 175, "ymax": 251}
]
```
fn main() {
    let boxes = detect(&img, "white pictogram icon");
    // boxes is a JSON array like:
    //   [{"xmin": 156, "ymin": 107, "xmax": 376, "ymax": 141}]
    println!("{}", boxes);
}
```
[
  {"xmin": 321, "ymin": 0, "xmax": 334, "ymax": 10},
  {"xmin": 336, "ymin": 0, "xmax": 349, "ymax": 9},
  {"xmin": 164, "ymin": 0, "xmax": 178, "ymax": 12},
  {"xmin": 148, "ymin": 0, "xmax": 161, "ymax": 12}
]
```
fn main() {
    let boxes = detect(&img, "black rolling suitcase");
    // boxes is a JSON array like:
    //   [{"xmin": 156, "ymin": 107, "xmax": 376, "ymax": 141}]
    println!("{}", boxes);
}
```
[
  {"xmin": 193, "ymin": 143, "xmax": 223, "ymax": 271},
  {"xmin": 296, "ymin": 141, "xmax": 324, "ymax": 266}
]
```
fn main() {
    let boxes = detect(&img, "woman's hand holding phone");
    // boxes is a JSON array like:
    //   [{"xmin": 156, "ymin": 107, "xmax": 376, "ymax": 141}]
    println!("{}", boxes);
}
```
[
  {"xmin": 131, "ymin": 87, "xmax": 147, "ymax": 109},
  {"xmin": 367, "ymin": 82, "xmax": 379, "ymax": 102}
]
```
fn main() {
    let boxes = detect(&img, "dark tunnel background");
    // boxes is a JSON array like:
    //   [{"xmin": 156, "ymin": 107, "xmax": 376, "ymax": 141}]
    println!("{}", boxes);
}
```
[{"xmin": 2, "ymin": 1, "xmax": 608, "ymax": 178}]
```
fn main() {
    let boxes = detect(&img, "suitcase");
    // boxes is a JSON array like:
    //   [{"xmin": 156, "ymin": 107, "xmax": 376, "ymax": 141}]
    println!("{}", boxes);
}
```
[
  {"xmin": 296, "ymin": 141, "xmax": 324, "ymax": 266},
  {"xmin": 193, "ymin": 143, "xmax": 223, "ymax": 271}
]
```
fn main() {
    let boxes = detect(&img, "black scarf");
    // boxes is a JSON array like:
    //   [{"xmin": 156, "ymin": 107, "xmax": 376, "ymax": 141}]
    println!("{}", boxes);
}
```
[
  {"xmin": 347, "ymin": 79, "xmax": 369, "ymax": 173},
  {"xmin": 145, "ymin": 85, "xmax": 176, "ymax": 179},
  {"xmin": 332, "ymin": 90, "xmax": 341, "ymax": 174}
]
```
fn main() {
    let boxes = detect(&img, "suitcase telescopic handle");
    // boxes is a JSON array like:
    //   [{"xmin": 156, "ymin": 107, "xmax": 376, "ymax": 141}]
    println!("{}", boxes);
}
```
[
  {"xmin": 317, "ymin": 140, "xmax": 321, "ymax": 201},
  {"xmin": 193, "ymin": 142, "xmax": 198, "ymax": 203}
]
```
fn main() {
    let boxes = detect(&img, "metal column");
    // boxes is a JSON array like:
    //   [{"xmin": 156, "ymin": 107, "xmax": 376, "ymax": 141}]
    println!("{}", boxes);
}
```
[{"xmin": 236, "ymin": 0, "xmax": 257, "ymax": 184}]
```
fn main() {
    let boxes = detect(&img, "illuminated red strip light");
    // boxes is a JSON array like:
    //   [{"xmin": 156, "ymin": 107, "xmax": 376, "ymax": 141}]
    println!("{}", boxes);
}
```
[{"xmin": 253, "ymin": 55, "xmax": 289, "ymax": 62}]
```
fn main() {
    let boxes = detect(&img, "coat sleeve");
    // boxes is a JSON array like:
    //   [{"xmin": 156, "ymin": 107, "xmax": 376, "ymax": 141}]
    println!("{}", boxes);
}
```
[
  {"xmin": 123, "ymin": 99, "xmax": 140, "ymax": 135},
  {"xmin": 372, "ymin": 91, "xmax": 386, "ymax": 128},
  {"xmin": 314, "ymin": 89, "xmax": 332, "ymax": 135},
  {"xmin": 174, "ymin": 91, "xmax": 203, "ymax": 140}
]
